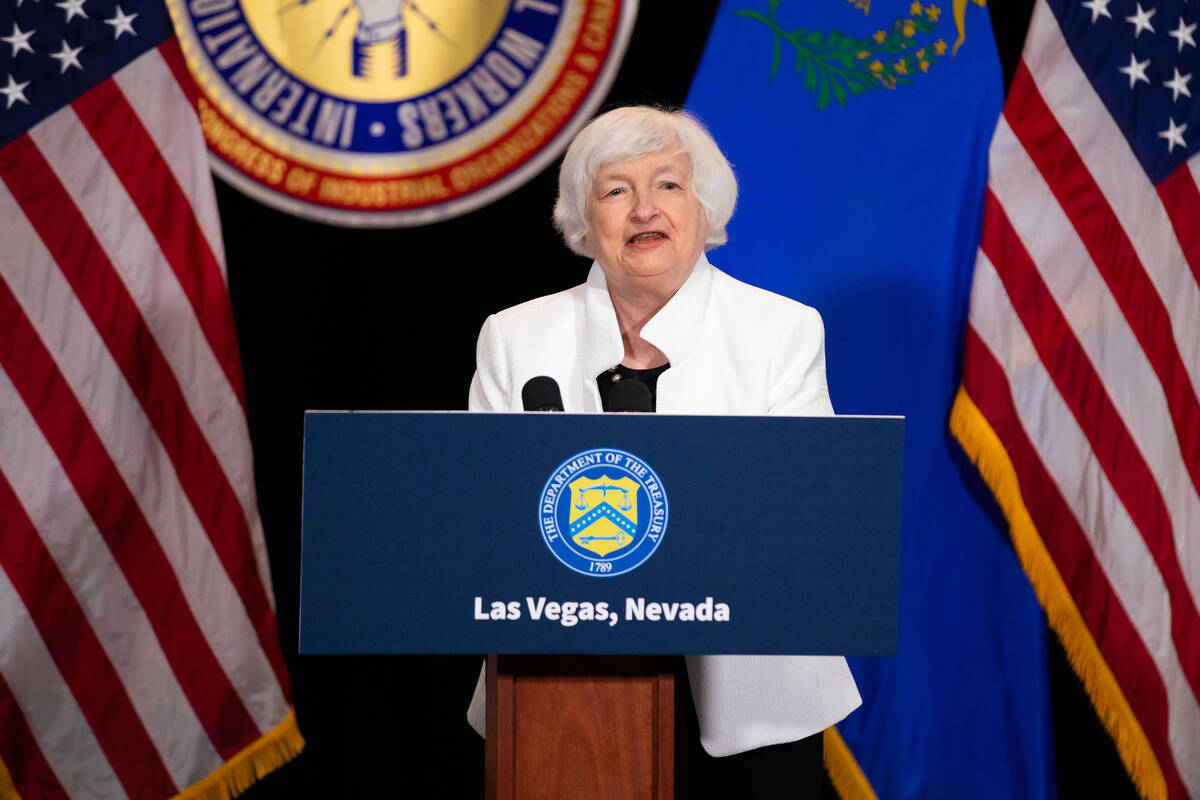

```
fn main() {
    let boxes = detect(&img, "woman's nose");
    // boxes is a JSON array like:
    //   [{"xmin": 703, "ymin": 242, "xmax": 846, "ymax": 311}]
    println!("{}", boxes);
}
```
[{"xmin": 631, "ymin": 193, "xmax": 658, "ymax": 222}]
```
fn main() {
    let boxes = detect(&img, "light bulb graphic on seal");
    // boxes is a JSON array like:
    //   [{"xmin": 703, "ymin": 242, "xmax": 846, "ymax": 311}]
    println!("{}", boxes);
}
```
[{"xmin": 352, "ymin": 0, "xmax": 407, "ymax": 77}]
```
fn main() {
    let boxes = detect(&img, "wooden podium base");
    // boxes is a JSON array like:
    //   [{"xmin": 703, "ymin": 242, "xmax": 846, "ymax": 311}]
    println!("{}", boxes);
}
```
[{"xmin": 485, "ymin": 654, "xmax": 674, "ymax": 800}]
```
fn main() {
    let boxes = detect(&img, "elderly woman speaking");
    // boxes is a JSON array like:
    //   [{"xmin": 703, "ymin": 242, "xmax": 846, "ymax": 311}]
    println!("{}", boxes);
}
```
[{"xmin": 469, "ymin": 105, "xmax": 861, "ymax": 793}]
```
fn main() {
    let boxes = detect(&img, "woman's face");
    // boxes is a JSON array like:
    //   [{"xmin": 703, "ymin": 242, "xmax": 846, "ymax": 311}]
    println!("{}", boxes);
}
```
[{"xmin": 583, "ymin": 147, "xmax": 709, "ymax": 297}]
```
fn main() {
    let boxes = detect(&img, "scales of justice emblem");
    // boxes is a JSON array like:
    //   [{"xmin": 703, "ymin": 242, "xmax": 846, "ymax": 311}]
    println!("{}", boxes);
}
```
[
  {"xmin": 539, "ymin": 447, "xmax": 667, "ymax": 577},
  {"xmin": 568, "ymin": 475, "xmax": 640, "ymax": 557}
]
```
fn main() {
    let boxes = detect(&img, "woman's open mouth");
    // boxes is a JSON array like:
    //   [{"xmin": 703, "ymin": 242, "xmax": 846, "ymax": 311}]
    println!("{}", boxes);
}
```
[{"xmin": 628, "ymin": 231, "xmax": 667, "ymax": 244}]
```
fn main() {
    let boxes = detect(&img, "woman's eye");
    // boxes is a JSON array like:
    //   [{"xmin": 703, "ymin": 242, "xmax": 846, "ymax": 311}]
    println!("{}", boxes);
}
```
[
  {"xmin": 661, "ymin": 181, "xmax": 680, "ymax": 190},
  {"xmin": 604, "ymin": 187, "xmax": 623, "ymax": 196}
]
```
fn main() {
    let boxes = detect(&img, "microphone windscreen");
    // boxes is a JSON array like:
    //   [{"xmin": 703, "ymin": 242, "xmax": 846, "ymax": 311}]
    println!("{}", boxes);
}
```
[
  {"xmin": 608, "ymin": 378, "xmax": 652, "ymax": 412},
  {"xmin": 521, "ymin": 376, "xmax": 564, "ymax": 411}
]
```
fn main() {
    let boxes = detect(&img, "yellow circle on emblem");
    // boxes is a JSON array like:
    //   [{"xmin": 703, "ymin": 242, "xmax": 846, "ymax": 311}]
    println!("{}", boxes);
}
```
[{"xmin": 244, "ymin": 0, "xmax": 510, "ymax": 102}]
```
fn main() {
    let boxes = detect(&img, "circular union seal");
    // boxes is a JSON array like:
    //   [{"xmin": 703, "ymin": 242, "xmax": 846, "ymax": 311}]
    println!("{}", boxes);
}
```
[
  {"xmin": 538, "ymin": 447, "xmax": 668, "ymax": 578},
  {"xmin": 167, "ymin": 0, "xmax": 638, "ymax": 226}
]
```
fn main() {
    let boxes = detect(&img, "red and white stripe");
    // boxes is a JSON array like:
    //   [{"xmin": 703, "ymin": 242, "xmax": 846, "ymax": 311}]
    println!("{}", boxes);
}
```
[
  {"xmin": 0, "ymin": 39, "xmax": 292, "ymax": 798},
  {"xmin": 962, "ymin": 2, "xmax": 1200, "ymax": 797}
]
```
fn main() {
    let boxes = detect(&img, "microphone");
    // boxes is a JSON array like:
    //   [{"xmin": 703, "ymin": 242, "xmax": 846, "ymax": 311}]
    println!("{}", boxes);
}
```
[
  {"xmin": 608, "ymin": 378, "xmax": 652, "ymax": 412},
  {"xmin": 521, "ymin": 376, "xmax": 564, "ymax": 411}
]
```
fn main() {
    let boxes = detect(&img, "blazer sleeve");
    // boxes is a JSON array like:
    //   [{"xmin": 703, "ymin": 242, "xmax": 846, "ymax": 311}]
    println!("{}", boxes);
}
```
[
  {"xmin": 468, "ymin": 314, "xmax": 511, "ymax": 412},
  {"xmin": 766, "ymin": 304, "xmax": 835, "ymax": 416}
]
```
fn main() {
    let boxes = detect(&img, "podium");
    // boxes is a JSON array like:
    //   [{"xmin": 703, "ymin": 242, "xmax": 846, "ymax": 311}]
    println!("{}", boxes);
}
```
[
  {"xmin": 300, "ymin": 411, "xmax": 903, "ymax": 799},
  {"xmin": 486, "ymin": 654, "xmax": 675, "ymax": 799}
]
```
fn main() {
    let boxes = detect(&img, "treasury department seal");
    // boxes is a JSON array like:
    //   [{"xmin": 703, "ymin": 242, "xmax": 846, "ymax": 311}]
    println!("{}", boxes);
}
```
[
  {"xmin": 539, "ymin": 447, "xmax": 668, "ymax": 578},
  {"xmin": 167, "ymin": 0, "xmax": 637, "ymax": 226}
]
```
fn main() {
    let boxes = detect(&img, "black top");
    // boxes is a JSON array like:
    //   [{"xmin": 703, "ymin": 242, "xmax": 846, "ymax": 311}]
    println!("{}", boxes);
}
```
[{"xmin": 596, "ymin": 363, "xmax": 671, "ymax": 411}]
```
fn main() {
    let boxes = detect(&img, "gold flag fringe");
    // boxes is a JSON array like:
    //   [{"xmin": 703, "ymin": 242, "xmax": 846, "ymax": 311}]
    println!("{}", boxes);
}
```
[
  {"xmin": 174, "ymin": 709, "xmax": 305, "ymax": 800},
  {"xmin": 949, "ymin": 386, "xmax": 1166, "ymax": 800},
  {"xmin": 0, "ymin": 753, "xmax": 18, "ymax": 800},
  {"xmin": 824, "ymin": 726, "xmax": 878, "ymax": 800}
]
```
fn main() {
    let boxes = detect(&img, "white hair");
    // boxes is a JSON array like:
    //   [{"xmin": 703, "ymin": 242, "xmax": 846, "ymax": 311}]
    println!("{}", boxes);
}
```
[{"xmin": 553, "ymin": 106, "xmax": 738, "ymax": 258}]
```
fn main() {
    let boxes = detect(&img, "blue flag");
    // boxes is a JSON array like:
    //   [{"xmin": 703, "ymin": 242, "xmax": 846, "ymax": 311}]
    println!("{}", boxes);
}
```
[{"xmin": 687, "ymin": 2, "xmax": 1055, "ymax": 797}]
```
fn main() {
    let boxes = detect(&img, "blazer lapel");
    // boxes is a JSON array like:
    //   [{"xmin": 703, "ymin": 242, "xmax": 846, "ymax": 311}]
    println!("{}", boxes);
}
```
[
  {"xmin": 576, "ymin": 255, "xmax": 716, "ymax": 413},
  {"xmin": 579, "ymin": 264, "xmax": 624, "ymax": 412},
  {"xmin": 641, "ymin": 255, "xmax": 715, "ymax": 413}
]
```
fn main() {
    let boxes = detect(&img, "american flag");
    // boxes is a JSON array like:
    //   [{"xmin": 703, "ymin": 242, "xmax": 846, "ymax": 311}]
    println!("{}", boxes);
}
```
[
  {"xmin": 952, "ymin": 0, "xmax": 1200, "ymax": 798},
  {"xmin": 0, "ymin": 0, "xmax": 300, "ymax": 796}
]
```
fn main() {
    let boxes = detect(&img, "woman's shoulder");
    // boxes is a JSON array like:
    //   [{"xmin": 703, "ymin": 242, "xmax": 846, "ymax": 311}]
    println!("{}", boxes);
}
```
[
  {"xmin": 489, "ymin": 282, "xmax": 587, "ymax": 329},
  {"xmin": 471, "ymin": 282, "xmax": 589, "ymax": 410},
  {"xmin": 708, "ymin": 265, "xmax": 823, "ymax": 327},
  {"xmin": 479, "ymin": 282, "xmax": 588, "ymax": 356}
]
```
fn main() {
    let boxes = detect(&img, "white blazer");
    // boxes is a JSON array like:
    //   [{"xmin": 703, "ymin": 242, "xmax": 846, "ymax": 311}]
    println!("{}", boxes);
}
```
[{"xmin": 467, "ymin": 255, "xmax": 861, "ymax": 757}]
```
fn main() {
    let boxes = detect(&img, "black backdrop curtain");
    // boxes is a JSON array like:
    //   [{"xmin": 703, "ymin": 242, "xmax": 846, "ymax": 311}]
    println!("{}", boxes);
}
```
[{"xmin": 226, "ymin": 2, "xmax": 1137, "ymax": 796}]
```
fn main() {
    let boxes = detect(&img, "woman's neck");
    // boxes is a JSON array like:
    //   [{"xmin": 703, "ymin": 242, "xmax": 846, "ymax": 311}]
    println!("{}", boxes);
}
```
[{"xmin": 607, "ymin": 282, "xmax": 676, "ymax": 369}]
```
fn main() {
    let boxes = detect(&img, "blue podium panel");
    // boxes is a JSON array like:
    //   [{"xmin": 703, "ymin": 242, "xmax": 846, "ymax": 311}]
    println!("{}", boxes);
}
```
[{"xmin": 299, "ymin": 412, "xmax": 902, "ymax": 656}]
